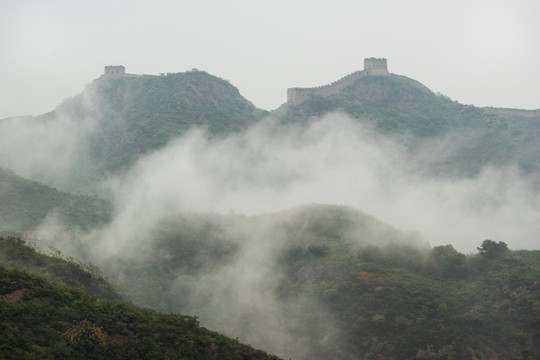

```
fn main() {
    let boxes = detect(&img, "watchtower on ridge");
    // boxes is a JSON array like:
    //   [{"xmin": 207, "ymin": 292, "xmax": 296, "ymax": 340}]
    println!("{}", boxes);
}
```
[
  {"xmin": 364, "ymin": 58, "xmax": 388, "ymax": 76},
  {"xmin": 103, "ymin": 65, "xmax": 125, "ymax": 79}
]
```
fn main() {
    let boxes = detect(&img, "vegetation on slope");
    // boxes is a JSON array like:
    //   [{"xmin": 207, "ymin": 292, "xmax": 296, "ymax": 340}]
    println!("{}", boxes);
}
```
[
  {"xmin": 0, "ymin": 236, "xmax": 280, "ymax": 360},
  {"xmin": 54, "ymin": 70, "xmax": 267, "ymax": 192},
  {"xmin": 278, "ymin": 74, "xmax": 540, "ymax": 177},
  {"xmin": 95, "ymin": 205, "xmax": 540, "ymax": 360},
  {"xmin": 0, "ymin": 168, "xmax": 113, "ymax": 232},
  {"xmin": 277, "ymin": 240, "xmax": 539, "ymax": 359},
  {"xmin": 0, "ymin": 236, "xmax": 119, "ymax": 300}
]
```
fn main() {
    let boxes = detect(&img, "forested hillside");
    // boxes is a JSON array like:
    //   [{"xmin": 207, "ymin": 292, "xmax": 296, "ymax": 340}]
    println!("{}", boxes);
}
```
[
  {"xmin": 0, "ymin": 168, "xmax": 112, "ymax": 232},
  {"xmin": 93, "ymin": 205, "xmax": 540, "ymax": 360},
  {"xmin": 278, "ymin": 74, "xmax": 540, "ymax": 178},
  {"xmin": 0, "ymin": 70, "xmax": 267, "ymax": 194}
]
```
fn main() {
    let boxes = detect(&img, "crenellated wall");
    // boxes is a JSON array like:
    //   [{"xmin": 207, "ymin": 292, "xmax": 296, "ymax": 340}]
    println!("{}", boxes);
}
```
[{"xmin": 287, "ymin": 58, "xmax": 388, "ymax": 105}]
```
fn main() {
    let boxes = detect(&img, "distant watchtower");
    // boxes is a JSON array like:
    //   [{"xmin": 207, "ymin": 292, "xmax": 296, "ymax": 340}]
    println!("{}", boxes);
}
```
[
  {"xmin": 364, "ymin": 58, "xmax": 388, "ymax": 76},
  {"xmin": 103, "ymin": 65, "xmax": 125, "ymax": 79}
]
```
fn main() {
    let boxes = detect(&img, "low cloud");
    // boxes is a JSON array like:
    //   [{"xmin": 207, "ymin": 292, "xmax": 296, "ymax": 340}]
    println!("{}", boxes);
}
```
[
  {"xmin": 0, "ymin": 89, "xmax": 101, "ymax": 190},
  {"xmin": 92, "ymin": 112, "xmax": 540, "ymax": 255},
  {"xmin": 75, "ymin": 112, "xmax": 540, "ymax": 358}
]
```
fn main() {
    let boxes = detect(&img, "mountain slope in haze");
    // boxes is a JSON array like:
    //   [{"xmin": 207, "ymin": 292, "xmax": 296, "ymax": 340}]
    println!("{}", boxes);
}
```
[
  {"xmin": 2, "ymin": 67, "xmax": 539, "ymax": 193},
  {"xmin": 100, "ymin": 204, "xmax": 424, "ymax": 312},
  {"xmin": 278, "ymin": 74, "xmax": 540, "ymax": 177},
  {"xmin": 0, "ymin": 70, "xmax": 268, "ymax": 194},
  {"xmin": 0, "ymin": 237, "xmax": 280, "ymax": 360},
  {"xmin": 0, "ymin": 168, "xmax": 113, "ymax": 232},
  {"xmin": 91, "ymin": 204, "xmax": 540, "ymax": 360},
  {"xmin": 76, "ymin": 70, "xmax": 267, "ymax": 174},
  {"xmin": 0, "ymin": 236, "xmax": 120, "ymax": 300}
]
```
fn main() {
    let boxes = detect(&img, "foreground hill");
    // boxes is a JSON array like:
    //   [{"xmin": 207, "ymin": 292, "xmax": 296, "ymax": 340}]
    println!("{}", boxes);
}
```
[
  {"xmin": 94, "ymin": 204, "xmax": 540, "ymax": 359},
  {"xmin": 0, "ymin": 236, "xmax": 280, "ymax": 360},
  {"xmin": 0, "ymin": 168, "xmax": 112, "ymax": 232}
]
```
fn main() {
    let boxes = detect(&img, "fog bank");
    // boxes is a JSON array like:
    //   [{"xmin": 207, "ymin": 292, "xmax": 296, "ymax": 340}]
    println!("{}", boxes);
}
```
[{"xmin": 94, "ymin": 113, "xmax": 540, "ymax": 254}]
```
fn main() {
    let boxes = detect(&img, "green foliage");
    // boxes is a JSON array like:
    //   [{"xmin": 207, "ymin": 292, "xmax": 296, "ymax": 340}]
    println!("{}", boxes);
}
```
[
  {"xmin": 0, "ymin": 238, "xmax": 279, "ymax": 360},
  {"xmin": 427, "ymin": 244, "xmax": 469, "ymax": 278},
  {"xmin": 0, "ymin": 236, "xmax": 120, "ymax": 300},
  {"xmin": 477, "ymin": 239, "xmax": 510, "ymax": 258},
  {"xmin": 95, "ymin": 206, "xmax": 540, "ymax": 360},
  {"xmin": 0, "ymin": 167, "xmax": 113, "ymax": 232},
  {"xmin": 279, "ymin": 74, "xmax": 540, "ymax": 178},
  {"xmin": 51, "ymin": 71, "xmax": 268, "ymax": 193}
]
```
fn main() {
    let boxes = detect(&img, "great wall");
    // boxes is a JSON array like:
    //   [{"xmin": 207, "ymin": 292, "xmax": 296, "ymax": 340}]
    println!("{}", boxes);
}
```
[
  {"xmin": 101, "ymin": 59, "xmax": 390, "ymax": 107},
  {"xmin": 287, "ymin": 57, "xmax": 388, "ymax": 105}
]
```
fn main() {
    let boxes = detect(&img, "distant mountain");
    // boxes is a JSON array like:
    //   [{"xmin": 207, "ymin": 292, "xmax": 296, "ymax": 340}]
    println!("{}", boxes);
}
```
[
  {"xmin": 0, "ymin": 168, "xmax": 112, "ymax": 232},
  {"xmin": 0, "ymin": 236, "xmax": 280, "ymax": 360},
  {"xmin": 92, "ymin": 204, "xmax": 540, "ymax": 360},
  {"xmin": 2, "ymin": 68, "xmax": 538, "ymax": 192},
  {"xmin": 277, "ymin": 74, "xmax": 540, "ymax": 177},
  {"xmin": 0, "ymin": 70, "xmax": 268, "ymax": 193},
  {"xmin": 75, "ymin": 70, "xmax": 267, "ymax": 174}
]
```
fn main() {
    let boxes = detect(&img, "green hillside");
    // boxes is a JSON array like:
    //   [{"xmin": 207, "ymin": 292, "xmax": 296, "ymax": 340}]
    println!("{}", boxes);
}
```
[
  {"xmin": 0, "ymin": 236, "xmax": 119, "ymax": 300},
  {"xmin": 0, "ymin": 70, "xmax": 267, "ymax": 194},
  {"xmin": 77, "ymin": 70, "xmax": 266, "ymax": 171},
  {"xmin": 278, "ymin": 74, "xmax": 540, "ymax": 177},
  {"xmin": 0, "ymin": 168, "xmax": 113, "ymax": 232},
  {"xmin": 2, "ymin": 69, "xmax": 538, "ymax": 192},
  {"xmin": 51, "ymin": 71, "xmax": 266, "ymax": 192},
  {"xmin": 93, "ymin": 205, "xmax": 540, "ymax": 359},
  {"xmin": 0, "ymin": 236, "xmax": 280, "ymax": 360}
]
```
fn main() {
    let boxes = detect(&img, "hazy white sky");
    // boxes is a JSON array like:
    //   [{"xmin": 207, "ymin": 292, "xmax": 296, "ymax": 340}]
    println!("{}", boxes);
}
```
[{"xmin": 1, "ymin": 0, "xmax": 539, "ymax": 119}]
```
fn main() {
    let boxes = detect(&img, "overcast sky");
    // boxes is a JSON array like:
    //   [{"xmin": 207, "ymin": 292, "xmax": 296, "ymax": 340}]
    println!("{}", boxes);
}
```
[{"xmin": 1, "ymin": 0, "xmax": 539, "ymax": 119}]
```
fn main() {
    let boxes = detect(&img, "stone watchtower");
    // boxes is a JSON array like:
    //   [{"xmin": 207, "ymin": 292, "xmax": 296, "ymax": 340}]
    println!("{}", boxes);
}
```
[
  {"xmin": 364, "ymin": 58, "xmax": 388, "ymax": 75},
  {"xmin": 103, "ymin": 65, "xmax": 125, "ymax": 79},
  {"xmin": 364, "ymin": 58, "xmax": 388, "ymax": 76}
]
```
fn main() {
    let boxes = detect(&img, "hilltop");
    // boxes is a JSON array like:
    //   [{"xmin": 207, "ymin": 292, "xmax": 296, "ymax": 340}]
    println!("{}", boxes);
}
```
[
  {"xmin": 0, "ymin": 69, "xmax": 267, "ymax": 194},
  {"xmin": 278, "ymin": 72, "xmax": 540, "ymax": 178}
]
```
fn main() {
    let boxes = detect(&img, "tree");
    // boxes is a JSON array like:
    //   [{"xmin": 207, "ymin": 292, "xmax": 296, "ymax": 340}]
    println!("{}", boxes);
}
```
[
  {"xmin": 429, "ymin": 244, "xmax": 469, "ymax": 278},
  {"xmin": 477, "ymin": 240, "xmax": 509, "ymax": 258}
]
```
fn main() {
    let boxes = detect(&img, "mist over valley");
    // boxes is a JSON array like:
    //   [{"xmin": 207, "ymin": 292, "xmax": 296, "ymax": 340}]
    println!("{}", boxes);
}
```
[{"xmin": 1, "ymin": 65, "xmax": 539, "ymax": 359}]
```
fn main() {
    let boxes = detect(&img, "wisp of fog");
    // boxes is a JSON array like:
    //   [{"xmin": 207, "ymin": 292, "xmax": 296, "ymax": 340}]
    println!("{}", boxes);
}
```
[
  {"xmin": 4, "ymin": 109, "xmax": 539, "ymax": 358},
  {"xmin": 93, "ymin": 112, "xmax": 540, "ymax": 255}
]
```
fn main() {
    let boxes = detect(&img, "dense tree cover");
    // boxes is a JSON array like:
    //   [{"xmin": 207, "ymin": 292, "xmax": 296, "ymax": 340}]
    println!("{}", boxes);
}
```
[
  {"xmin": 0, "ymin": 237, "xmax": 280, "ymax": 360},
  {"xmin": 0, "ymin": 168, "xmax": 113, "ymax": 232},
  {"xmin": 279, "ymin": 242, "xmax": 539, "ymax": 359},
  {"xmin": 94, "ymin": 205, "xmax": 540, "ymax": 360},
  {"xmin": 0, "ymin": 236, "xmax": 119, "ymax": 300},
  {"xmin": 277, "ymin": 74, "xmax": 540, "ymax": 178},
  {"xmin": 44, "ymin": 71, "xmax": 268, "ymax": 193},
  {"xmin": 477, "ymin": 239, "xmax": 510, "ymax": 258}
]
